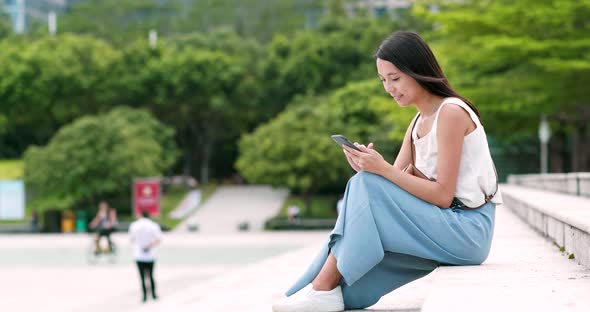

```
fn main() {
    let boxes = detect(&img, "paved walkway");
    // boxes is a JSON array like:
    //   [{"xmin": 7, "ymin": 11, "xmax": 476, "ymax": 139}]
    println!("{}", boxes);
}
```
[
  {"xmin": 0, "ymin": 231, "xmax": 327, "ymax": 312},
  {"xmin": 130, "ymin": 203, "xmax": 590, "ymax": 312},
  {"xmin": 175, "ymin": 185, "xmax": 289, "ymax": 233},
  {"xmin": 129, "ymin": 235, "xmax": 434, "ymax": 312},
  {"xmin": 2, "ymin": 187, "xmax": 589, "ymax": 311}
]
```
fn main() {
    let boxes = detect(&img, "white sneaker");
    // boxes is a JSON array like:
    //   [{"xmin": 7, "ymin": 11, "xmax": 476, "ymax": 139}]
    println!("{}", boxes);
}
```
[{"xmin": 272, "ymin": 284, "xmax": 344, "ymax": 312}]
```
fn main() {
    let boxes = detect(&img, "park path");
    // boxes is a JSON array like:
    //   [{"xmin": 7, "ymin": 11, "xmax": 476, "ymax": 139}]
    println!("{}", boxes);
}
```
[
  {"xmin": 3, "ymin": 186, "xmax": 589, "ymax": 311},
  {"xmin": 130, "ymin": 198, "xmax": 590, "ymax": 312},
  {"xmin": 174, "ymin": 185, "xmax": 289, "ymax": 234}
]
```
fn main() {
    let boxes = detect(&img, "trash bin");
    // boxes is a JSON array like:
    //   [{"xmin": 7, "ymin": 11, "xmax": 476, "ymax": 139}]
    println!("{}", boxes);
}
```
[
  {"xmin": 61, "ymin": 210, "xmax": 75, "ymax": 233},
  {"xmin": 75, "ymin": 210, "xmax": 87, "ymax": 233},
  {"xmin": 43, "ymin": 209, "xmax": 62, "ymax": 233}
]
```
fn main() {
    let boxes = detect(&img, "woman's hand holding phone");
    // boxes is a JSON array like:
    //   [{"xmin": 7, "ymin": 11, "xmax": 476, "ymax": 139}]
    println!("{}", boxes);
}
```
[
  {"xmin": 343, "ymin": 142, "xmax": 389, "ymax": 175},
  {"xmin": 343, "ymin": 142, "xmax": 373, "ymax": 172},
  {"xmin": 344, "ymin": 145, "xmax": 362, "ymax": 172},
  {"xmin": 331, "ymin": 135, "xmax": 385, "ymax": 173}
]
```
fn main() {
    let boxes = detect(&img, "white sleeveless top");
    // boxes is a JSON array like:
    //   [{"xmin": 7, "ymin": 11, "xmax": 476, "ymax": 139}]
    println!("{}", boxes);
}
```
[{"xmin": 411, "ymin": 97, "xmax": 503, "ymax": 207}]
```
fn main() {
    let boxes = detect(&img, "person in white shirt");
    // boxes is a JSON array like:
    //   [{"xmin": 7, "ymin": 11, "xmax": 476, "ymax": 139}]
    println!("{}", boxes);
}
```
[
  {"xmin": 129, "ymin": 210, "xmax": 162, "ymax": 302},
  {"xmin": 287, "ymin": 205, "xmax": 300, "ymax": 224}
]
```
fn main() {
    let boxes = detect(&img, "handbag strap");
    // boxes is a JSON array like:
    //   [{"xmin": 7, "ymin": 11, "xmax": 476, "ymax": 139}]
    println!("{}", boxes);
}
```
[{"xmin": 408, "ymin": 113, "xmax": 499, "ymax": 209}]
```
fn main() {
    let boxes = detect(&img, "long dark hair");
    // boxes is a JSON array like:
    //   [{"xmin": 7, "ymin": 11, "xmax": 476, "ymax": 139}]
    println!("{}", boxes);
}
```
[{"xmin": 374, "ymin": 31, "xmax": 481, "ymax": 121}]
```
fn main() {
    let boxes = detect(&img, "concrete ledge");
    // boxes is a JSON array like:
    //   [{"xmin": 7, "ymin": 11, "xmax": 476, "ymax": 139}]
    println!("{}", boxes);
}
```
[
  {"xmin": 501, "ymin": 184, "xmax": 590, "ymax": 268},
  {"xmin": 422, "ymin": 202, "xmax": 590, "ymax": 312},
  {"xmin": 507, "ymin": 172, "xmax": 590, "ymax": 198}
]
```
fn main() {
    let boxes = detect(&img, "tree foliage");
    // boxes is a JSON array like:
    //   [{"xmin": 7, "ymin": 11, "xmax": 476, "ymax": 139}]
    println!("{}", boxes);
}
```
[
  {"xmin": 0, "ymin": 31, "xmax": 264, "ymax": 183},
  {"xmin": 261, "ymin": 16, "xmax": 400, "ymax": 117},
  {"xmin": 418, "ymin": 0, "xmax": 590, "ymax": 127},
  {"xmin": 236, "ymin": 79, "xmax": 409, "ymax": 206},
  {"xmin": 24, "ymin": 107, "xmax": 178, "ymax": 211},
  {"xmin": 139, "ymin": 44, "xmax": 258, "ymax": 184},
  {"xmin": 0, "ymin": 34, "xmax": 120, "ymax": 156},
  {"xmin": 418, "ymin": 0, "xmax": 590, "ymax": 170}
]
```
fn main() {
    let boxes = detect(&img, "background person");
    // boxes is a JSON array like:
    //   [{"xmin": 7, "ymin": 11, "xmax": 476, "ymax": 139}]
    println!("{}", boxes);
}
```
[
  {"xmin": 129, "ymin": 210, "xmax": 162, "ymax": 303},
  {"xmin": 108, "ymin": 208, "xmax": 118, "ymax": 234},
  {"xmin": 89, "ymin": 201, "xmax": 115, "ymax": 252},
  {"xmin": 287, "ymin": 204, "xmax": 300, "ymax": 224}
]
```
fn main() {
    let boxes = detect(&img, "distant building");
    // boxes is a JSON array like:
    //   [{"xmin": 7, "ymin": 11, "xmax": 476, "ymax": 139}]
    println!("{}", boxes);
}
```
[
  {"xmin": 348, "ymin": 0, "xmax": 412, "ymax": 18},
  {"xmin": 1, "ymin": 0, "xmax": 417, "ymax": 34},
  {"xmin": 2, "ymin": 0, "xmax": 78, "ymax": 33},
  {"xmin": 3, "ymin": 0, "xmax": 21, "ymax": 33}
]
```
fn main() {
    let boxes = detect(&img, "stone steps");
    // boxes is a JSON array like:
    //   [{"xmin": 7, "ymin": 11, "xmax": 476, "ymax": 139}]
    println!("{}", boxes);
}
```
[{"xmin": 501, "ymin": 184, "xmax": 590, "ymax": 268}]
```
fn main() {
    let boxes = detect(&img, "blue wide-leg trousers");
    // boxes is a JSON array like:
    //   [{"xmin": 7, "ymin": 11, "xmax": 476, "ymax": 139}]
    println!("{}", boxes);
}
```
[{"xmin": 286, "ymin": 171, "xmax": 495, "ymax": 309}]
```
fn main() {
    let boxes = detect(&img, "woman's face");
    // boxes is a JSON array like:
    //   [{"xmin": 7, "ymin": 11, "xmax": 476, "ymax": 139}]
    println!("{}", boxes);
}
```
[{"xmin": 376, "ymin": 58, "xmax": 423, "ymax": 107}]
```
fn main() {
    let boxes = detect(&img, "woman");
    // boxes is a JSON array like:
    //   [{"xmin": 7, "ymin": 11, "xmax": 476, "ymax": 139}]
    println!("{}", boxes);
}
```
[
  {"xmin": 273, "ymin": 31, "xmax": 502, "ymax": 312},
  {"xmin": 89, "ymin": 201, "xmax": 117, "ymax": 252}
]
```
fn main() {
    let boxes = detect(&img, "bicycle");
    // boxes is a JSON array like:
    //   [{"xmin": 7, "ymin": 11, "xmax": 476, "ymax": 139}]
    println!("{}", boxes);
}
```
[{"xmin": 87, "ymin": 233, "xmax": 117, "ymax": 264}]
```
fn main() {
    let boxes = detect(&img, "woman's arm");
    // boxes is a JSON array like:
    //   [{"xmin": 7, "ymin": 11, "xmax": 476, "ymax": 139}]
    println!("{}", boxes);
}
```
[
  {"xmin": 344, "ymin": 105, "xmax": 471, "ymax": 208},
  {"xmin": 89, "ymin": 215, "xmax": 100, "ymax": 229}
]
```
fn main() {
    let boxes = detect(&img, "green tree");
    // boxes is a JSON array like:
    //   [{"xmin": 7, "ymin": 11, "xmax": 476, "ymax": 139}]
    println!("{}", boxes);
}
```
[
  {"xmin": 24, "ymin": 107, "xmax": 178, "ymax": 212},
  {"xmin": 142, "ymin": 47, "xmax": 254, "ymax": 184},
  {"xmin": 0, "ymin": 34, "xmax": 120, "ymax": 157},
  {"xmin": 419, "ymin": 0, "xmax": 590, "ymax": 171},
  {"xmin": 237, "ymin": 96, "xmax": 346, "ymax": 213},
  {"xmin": 166, "ymin": 30, "xmax": 265, "ymax": 128},
  {"xmin": 236, "ymin": 79, "xmax": 407, "ymax": 210},
  {"xmin": 169, "ymin": 30, "xmax": 267, "ymax": 178},
  {"xmin": 90, "ymin": 31, "xmax": 265, "ymax": 183},
  {"xmin": 260, "ymin": 12, "xmax": 428, "ymax": 119}
]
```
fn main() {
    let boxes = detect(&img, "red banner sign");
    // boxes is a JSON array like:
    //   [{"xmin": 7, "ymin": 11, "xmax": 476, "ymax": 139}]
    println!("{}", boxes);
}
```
[{"xmin": 133, "ymin": 179, "xmax": 161, "ymax": 217}]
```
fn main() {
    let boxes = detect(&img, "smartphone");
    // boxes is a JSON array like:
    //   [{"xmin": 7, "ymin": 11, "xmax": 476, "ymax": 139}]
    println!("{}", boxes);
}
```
[{"xmin": 331, "ymin": 134, "xmax": 361, "ymax": 151}]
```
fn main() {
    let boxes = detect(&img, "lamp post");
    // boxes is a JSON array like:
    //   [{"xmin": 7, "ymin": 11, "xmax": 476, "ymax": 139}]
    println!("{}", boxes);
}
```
[
  {"xmin": 48, "ymin": 11, "xmax": 57, "ymax": 36},
  {"xmin": 149, "ymin": 29, "xmax": 158, "ymax": 50},
  {"xmin": 538, "ymin": 115, "xmax": 551, "ymax": 174},
  {"xmin": 15, "ymin": 0, "xmax": 25, "ymax": 34}
]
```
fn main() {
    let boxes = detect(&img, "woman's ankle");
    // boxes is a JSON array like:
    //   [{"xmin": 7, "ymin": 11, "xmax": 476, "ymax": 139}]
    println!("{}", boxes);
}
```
[{"xmin": 311, "ymin": 280, "xmax": 338, "ymax": 291}]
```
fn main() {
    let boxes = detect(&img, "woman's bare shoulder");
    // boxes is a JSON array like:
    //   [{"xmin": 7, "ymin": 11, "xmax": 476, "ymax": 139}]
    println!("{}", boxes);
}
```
[{"xmin": 438, "ymin": 104, "xmax": 474, "ymax": 135}]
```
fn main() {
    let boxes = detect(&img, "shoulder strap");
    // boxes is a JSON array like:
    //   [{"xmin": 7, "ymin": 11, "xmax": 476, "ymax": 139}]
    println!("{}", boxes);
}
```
[
  {"xmin": 409, "ymin": 113, "xmax": 420, "ymax": 168},
  {"xmin": 486, "ymin": 162, "xmax": 500, "ymax": 203}
]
